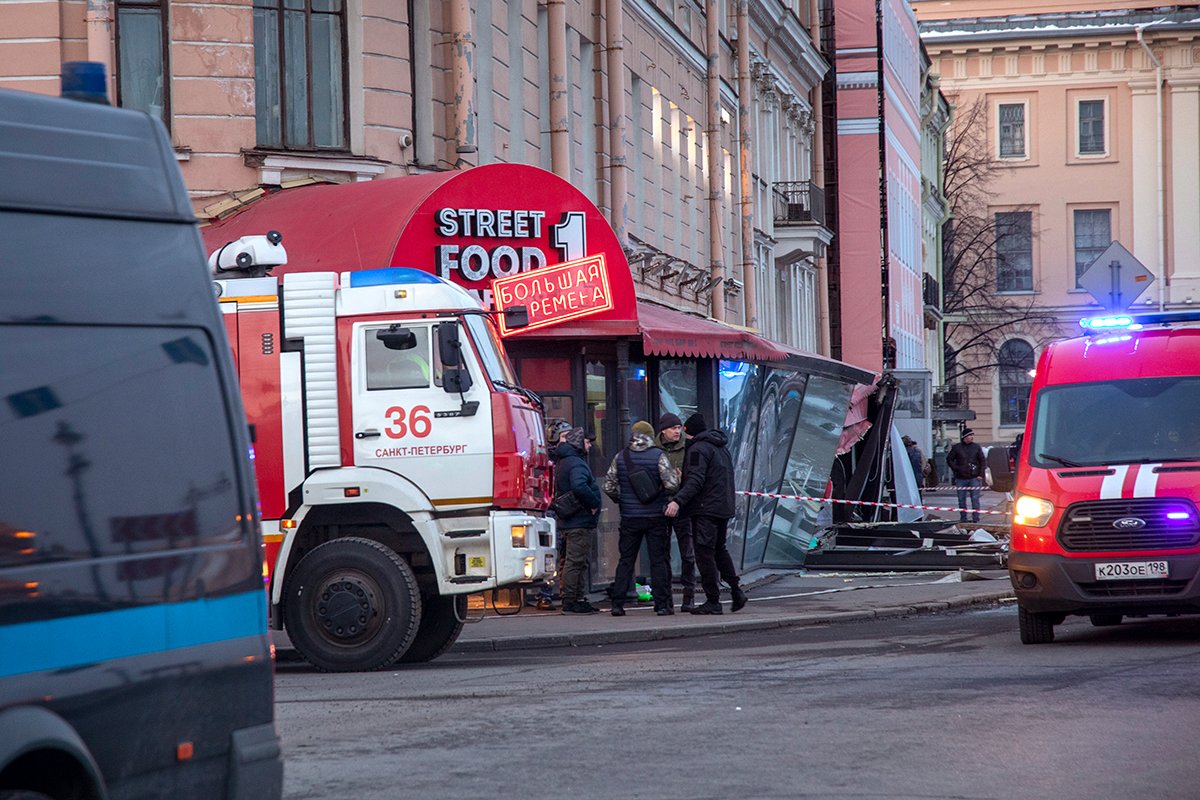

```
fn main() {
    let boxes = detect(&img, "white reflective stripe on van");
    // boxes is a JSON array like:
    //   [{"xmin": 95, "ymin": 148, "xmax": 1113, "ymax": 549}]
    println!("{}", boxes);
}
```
[
  {"xmin": 1133, "ymin": 464, "xmax": 1162, "ymax": 498},
  {"xmin": 1100, "ymin": 465, "xmax": 1129, "ymax": 499}
]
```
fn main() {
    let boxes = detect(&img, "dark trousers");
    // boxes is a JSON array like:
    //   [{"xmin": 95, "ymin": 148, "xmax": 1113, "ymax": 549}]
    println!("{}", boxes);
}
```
[
  {"xmin": 611, "ymin": 516, "xmax": 672, "ymax": 610},
  {"xmin": 692, "ymin": 515, "xmax": 739, "ymax": 605},
  {"xmin": 669, "ymin": 515, "xmax": 696, "ymax": 599},
  {"xmin": 559, "ymin": 528, "xmax": 592, "ymax": 604},
  {"xmin": 955, "ymin": 478, "xmax": 982, "ymax": 522}
]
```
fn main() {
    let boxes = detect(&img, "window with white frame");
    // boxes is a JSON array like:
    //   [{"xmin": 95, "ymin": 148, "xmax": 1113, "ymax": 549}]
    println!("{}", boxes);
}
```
[
  {"xmin": 997, "ymin": 103, "xmax": 1026, "ymax": 158},
  {"xmin": 995, "ymin": 211, "xmax": 1033, "ymax": 292},
  {"xmin": 1073, "ymin": 209, "xmax": 1111, "ymax": 287},
  {"xmin": 998, "ymin": 339, "xmax": 1034, "ymax": 425},
  {"xmin": 115, "ymin": 0, "xmax": 169, "ymax": 125},
  {"xmin": 1078, "ymin": 99, "xmax": 1106, "ymax": 156},
  {"xmin": 253, "ymin": 0, "xmax": 347, "ymax": 150}
]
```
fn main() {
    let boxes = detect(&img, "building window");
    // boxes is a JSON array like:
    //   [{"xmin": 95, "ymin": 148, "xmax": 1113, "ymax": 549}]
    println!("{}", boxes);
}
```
[
  {"xmin": 995, "ymin": 211, "xmax": 1033, "ymax": 292},
  {"xmin": 254, "ymin": 0, "xmax": 347, "ymax": 150},
  {"xmin": 1078, "ymin": 99, "xmax": 1105, "ymax": 155},
  {"xmin": 999, "ymin": 339, "xmax": 1034, "ymax": 426},
  {"xmin": 115, "ymin": 0, "xmax": 169, "ymax": 124},
  {"xmin": 1074, "ymin": 209, "xmax": 1112, "ymax": 287},
  {"xmin": 998, "ymin": 103, "xmax": 1026, "ymax": 158}
]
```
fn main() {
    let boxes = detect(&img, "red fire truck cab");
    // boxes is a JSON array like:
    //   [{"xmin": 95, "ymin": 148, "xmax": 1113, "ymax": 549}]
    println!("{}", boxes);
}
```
[{"xmin": 991, "ymin": 312, "xmax": 1200, "ymax": 644}]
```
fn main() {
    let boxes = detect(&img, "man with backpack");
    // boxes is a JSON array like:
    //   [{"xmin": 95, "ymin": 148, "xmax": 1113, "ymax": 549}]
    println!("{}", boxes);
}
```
[{"xmin": 603, "ymin": 420, "xmax": 680, "ymax": 616}]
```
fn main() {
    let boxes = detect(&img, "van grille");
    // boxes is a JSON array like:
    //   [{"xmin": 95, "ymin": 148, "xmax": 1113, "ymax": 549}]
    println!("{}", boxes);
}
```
[
  {"xmin": 1076, "ymin": 579, "xmax": 1189, "ymax": 598},
  {"xmin": 1057, "ymin": 498, "xmax": 1200, "ymax": 552}
]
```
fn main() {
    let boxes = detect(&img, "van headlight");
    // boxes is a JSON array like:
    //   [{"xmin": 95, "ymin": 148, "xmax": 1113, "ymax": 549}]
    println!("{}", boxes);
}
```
[{"xmin": 1014, "ymin": 495, "xmax": 1054, "ymax": 528}]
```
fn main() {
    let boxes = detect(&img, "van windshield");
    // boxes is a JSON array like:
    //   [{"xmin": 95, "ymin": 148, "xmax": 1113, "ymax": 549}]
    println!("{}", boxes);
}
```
[{"xmin": 1030, "ymin": 377, "xmax": 1200, "ymax": 467}]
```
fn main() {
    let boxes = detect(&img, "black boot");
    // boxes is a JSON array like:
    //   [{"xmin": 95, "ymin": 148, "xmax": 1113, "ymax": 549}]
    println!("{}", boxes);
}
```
[
  {"xmin": 731, "ymin": 585, "xmax": 748, "ymax": 613},
  {"xmin": 690, "ymin": 600, "xmax": 723, "ymax": 615},
  {"xmin": 680, "ymin": 590, "xmax": 696, "ymax": 613}
]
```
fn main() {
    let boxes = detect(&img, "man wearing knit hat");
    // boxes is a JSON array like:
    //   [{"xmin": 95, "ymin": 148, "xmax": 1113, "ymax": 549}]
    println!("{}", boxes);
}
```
[
  {"xmin": 603, "ymin": 420, "xmax": 679, "ymax": 616},
  {"xmin": 666, "ymin": 413, "xmax": 747, "ymax": 615},
  {"xmin": 655, "ymin": 412, "xmax": 696, "ymax": 611},
  {"xmin": 947, "ymin": 427, "xmax": 986, "ymax": 523}
]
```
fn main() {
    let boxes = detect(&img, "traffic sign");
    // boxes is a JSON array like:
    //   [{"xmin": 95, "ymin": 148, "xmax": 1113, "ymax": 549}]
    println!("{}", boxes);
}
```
[{"xmin": 1077, "ymin": 242, "xmax": 1154, "ymax": 311}]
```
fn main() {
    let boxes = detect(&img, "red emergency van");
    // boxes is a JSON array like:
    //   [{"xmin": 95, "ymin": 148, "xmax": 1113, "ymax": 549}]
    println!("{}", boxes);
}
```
[{"xmin": 991, "ymin": 312, "xmax": 1200, "ymax": 644}]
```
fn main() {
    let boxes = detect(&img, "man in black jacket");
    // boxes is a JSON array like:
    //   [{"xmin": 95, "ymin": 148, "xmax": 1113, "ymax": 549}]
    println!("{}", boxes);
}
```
[
  {"xmin": 947, "ymin": 427, "xmax": 987, "ymax": 523},
  {"xmin": 665, "ymin": 413, "xmax": 747, "ymax": 615},
  {"xmin": 604, "ymin": 420, "xmax": 680, "ymax": 616},
  {"xmin": 555, "ymin": 427, "xmax": 603, "ymax": 613}
]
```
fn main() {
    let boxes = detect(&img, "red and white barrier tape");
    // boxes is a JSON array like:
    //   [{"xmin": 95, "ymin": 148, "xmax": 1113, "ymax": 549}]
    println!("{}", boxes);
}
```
[{"xmin": 735, "ymin": 490, "xmax": 1011, "ymax": 517}]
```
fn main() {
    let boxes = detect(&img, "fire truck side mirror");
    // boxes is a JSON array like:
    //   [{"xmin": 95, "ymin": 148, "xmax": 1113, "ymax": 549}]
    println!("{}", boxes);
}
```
[
  {"xmin": 437, "ymin": 322, "xmax": 463, "ymax": 368},
  {"xmin": 376, "ymin": 326, "xmax": 417, "ymax": 351},
  {"xmin": 503, "ymin": 305, "xmax": 530, "ymax": 329},
  {"xmin": 986, "ymin": 447, "xmax": 1014, "ymax": 493},
  {"xmin": 443, "ymin": 368, "xmax": 473, "ymax": 395}
]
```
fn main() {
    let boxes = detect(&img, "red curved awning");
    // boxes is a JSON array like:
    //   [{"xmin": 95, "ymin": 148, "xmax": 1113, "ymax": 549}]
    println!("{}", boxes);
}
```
[{"xmin": 636, "ymin": 302, "xmax": 788, "ymax": 362}]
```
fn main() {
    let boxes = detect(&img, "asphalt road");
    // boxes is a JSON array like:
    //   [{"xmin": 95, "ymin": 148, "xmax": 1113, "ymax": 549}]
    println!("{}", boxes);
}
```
[{"xmin": 275, "ymin": 604, "xmax": 1200, "ymax": 800}]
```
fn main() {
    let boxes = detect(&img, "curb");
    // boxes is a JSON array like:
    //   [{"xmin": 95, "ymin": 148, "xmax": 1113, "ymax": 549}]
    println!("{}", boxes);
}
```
[{"xmin": 448, "ymin": 589, "xmax": 1015, "ymax": 653}]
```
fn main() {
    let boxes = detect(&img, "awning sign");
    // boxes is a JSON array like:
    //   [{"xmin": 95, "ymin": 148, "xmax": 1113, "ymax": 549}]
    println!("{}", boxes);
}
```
[{"xmin": 493, "ymin": 254, "xmax": 613, "ymax": 335}]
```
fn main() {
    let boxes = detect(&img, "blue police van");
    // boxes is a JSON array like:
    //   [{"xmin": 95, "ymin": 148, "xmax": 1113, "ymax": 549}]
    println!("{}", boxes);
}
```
[{"xmin": 0, "ymin": 74, "xmax": 283, "ymax": 799}]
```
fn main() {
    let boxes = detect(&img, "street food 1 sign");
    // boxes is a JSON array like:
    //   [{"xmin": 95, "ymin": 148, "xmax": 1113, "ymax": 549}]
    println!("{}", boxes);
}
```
[{"xmin": 492, "ymin": 254, "xmax": 613, "ymax": 335}]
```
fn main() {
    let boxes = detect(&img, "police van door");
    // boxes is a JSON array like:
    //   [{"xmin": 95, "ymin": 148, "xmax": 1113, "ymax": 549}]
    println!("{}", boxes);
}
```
[{"xmin": 351, "ymin": 320, "xmax": 493, "ymax": 505}]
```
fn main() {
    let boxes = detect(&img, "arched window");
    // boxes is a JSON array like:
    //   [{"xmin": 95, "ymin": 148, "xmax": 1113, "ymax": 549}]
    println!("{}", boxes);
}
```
[{"xmin": 999, "ymin": 339, "xmax": 1035, "ymax": 426}]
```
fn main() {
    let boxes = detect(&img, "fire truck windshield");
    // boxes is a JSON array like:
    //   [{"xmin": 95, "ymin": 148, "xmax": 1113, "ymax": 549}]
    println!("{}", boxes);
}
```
[
  {"xmin": 1030, "ymin": 376, "xmax": 1200, "ymax": 468},
  {"xmin": 464, "ymin": 313, "xmax": 519, "ymax": 387}
]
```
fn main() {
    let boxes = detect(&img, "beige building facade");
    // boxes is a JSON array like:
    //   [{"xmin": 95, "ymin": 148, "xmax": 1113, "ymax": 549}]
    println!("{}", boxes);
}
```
[
  {"xmin": 0, "ymin": 0, "xmax": 833, "ymax": 350},
  {"xmin": 915, "ymin": 1, "xmax": 1200, "ymax": 444}
]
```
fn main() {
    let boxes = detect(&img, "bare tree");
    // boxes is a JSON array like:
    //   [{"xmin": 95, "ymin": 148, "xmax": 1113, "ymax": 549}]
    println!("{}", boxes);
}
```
[{"xmin": 941, "ymin": 98, "xmax": 1058, "ymax": 384}]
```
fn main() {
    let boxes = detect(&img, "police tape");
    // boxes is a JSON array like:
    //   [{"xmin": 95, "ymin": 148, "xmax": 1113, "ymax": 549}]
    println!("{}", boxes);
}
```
[{"xmin": 734, "ymin": 489, "xmax": 1012, "ymax": 517}]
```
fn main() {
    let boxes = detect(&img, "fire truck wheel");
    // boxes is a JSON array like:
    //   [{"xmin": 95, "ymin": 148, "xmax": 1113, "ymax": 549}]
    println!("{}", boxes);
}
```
[
  {"xmin": 283, "ymin": 537, "xmax": 422, "ymax": 671},
  {"xmin": 1018, "ymin": 604, "xmax": 1055, "ymax": 645},
  {"xmin": 395, "ymin": 594, "xmax": 468, "ymax": 663}
]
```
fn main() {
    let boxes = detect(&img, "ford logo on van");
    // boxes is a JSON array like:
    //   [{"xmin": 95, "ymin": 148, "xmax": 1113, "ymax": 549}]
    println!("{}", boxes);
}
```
[{"xmin": 1113, "ymin": 517, "xmax": 1147, "ymax": 530}]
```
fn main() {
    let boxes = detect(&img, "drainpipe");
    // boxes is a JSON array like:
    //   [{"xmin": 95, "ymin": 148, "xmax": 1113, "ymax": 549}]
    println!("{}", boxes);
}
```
[
  {"xmin": 705, "ymin": 0, "xmax": 726, "ymax": 322},
  {"xmin": 737, "ymin": 0, "xmax": 757, "ymax": 329},
  {"xmin": 605, "ymin": 0, "xmax": 629, "ymax": 247},
  {"xmin": 85, "ymin": 0, "xmax": 114, "ymax": 99},
  {"xmin": 809, "ymin": 0, "xmax": 829, "ymax": 355},
  {"xmin": 449, "ymin": 0, "xmax": 477, "ymax": 166},
  {"xmin": 547, "ymin": 0, "xmax": 570, "ymax": 179},
  {"xmin": 1137, "ymin": 25, "xmax": 1166, "ymax": 311}
]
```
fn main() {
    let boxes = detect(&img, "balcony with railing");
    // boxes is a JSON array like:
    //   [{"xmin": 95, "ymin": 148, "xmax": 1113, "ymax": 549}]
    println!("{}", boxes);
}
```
[
  {"xmin": 770, "ymin": 181, "xmax": 833, "ymax": 260},
  {"xmin": 922, "ymin": 273, "xmax": 942, "ymax": 328},
  {"xmin": 932, "ymin": 384, "xmax": 974, "ymax": 422}
]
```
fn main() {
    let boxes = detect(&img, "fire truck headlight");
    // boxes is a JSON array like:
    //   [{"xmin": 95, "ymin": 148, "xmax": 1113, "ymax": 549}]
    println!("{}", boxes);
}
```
[
  {"xmin": 511, "ymin": 524, "xmax": 529, "ymax": 549},
  {"xmin": 1014, "ymin": 495, "xmax": 1054, "ymax": 528},
  {"xmin": 523, "ymin": 556, "xmax": 536, "ymax": 579}
]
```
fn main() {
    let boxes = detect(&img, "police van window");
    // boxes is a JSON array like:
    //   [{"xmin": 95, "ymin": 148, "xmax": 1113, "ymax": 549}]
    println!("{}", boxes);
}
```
[
  {"xmin": 0, "ymin": 326, "xmax": 245, "ymax": 574},
  {"xmin": 365, "ymin": 324, "xmax": 434, "ymax": 390}
]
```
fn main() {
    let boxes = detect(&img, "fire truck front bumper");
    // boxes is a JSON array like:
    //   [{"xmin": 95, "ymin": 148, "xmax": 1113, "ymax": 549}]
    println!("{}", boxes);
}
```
[{"xmin": 491, "ymin": 511, "xmax": 557, "ymax": 586}]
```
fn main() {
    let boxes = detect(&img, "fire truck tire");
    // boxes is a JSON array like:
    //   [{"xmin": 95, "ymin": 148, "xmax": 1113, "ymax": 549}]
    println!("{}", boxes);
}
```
[
  {"xmin": 396, "ymin": 595, "xmax": 468, "ymax": 663},
  {"xmin": 283, "ymin": 537, "xmax": 422, "ymax": 671},
  {"xmin": 1018, "ymin": 604, "xmax": 1055, "ymax": 644}
]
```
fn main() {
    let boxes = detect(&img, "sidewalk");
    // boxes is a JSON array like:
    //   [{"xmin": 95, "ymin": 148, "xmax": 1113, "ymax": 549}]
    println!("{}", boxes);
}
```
[{"xmin": 273, "ymin": 569, "xmax": 1017, "ymax": 660}]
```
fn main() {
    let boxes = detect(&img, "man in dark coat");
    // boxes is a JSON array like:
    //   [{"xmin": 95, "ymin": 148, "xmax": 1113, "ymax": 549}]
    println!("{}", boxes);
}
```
[
  {"xmin": 604, "ymin": 420, "xmax": 680, "ymax": 616},
  {"xmin": 665, "ymin": 413, "xmax": 747, "ymax": 615},
  {"xmin": 947, "ymin": 427, "xmax": 987, "ymax": 523},
  {"xmin": 656, "ymin": 412, "xmax": 696, "ymax": 611},
  {"xmin": 555, "ymin": 427, "xmax": 603, "ymax": 613}
]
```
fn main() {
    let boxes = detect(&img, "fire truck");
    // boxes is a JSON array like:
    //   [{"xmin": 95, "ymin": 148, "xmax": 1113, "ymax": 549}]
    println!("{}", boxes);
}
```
[
  {"xmin": 989, "ymin": 311, "xmax": 1200, "ymax": 644},
  {"xmin": 210, "ymin": 233, "xmax": 556, "ymax": 670}
]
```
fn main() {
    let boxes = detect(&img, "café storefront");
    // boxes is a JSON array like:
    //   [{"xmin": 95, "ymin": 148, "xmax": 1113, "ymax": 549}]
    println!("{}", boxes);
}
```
[{"xmin": 201, "ymin": 164, "xmax": 873, "ymax": 585}]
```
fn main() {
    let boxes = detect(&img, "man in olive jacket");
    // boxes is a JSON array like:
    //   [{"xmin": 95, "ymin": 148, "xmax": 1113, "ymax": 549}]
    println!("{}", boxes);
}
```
[
  {"xmin": 665, "ymin": 413, "xmax": 747, "ymax": 615},
  {"xmin": 655, "ymin": 412, "xmax": 696, "ymax": 611}
]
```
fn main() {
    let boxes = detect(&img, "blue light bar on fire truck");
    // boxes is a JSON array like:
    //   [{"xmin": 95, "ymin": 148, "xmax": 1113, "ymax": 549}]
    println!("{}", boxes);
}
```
[{"xmin": 1079, "ymin": 310, "xmax": 1200, "ymax": 331}]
